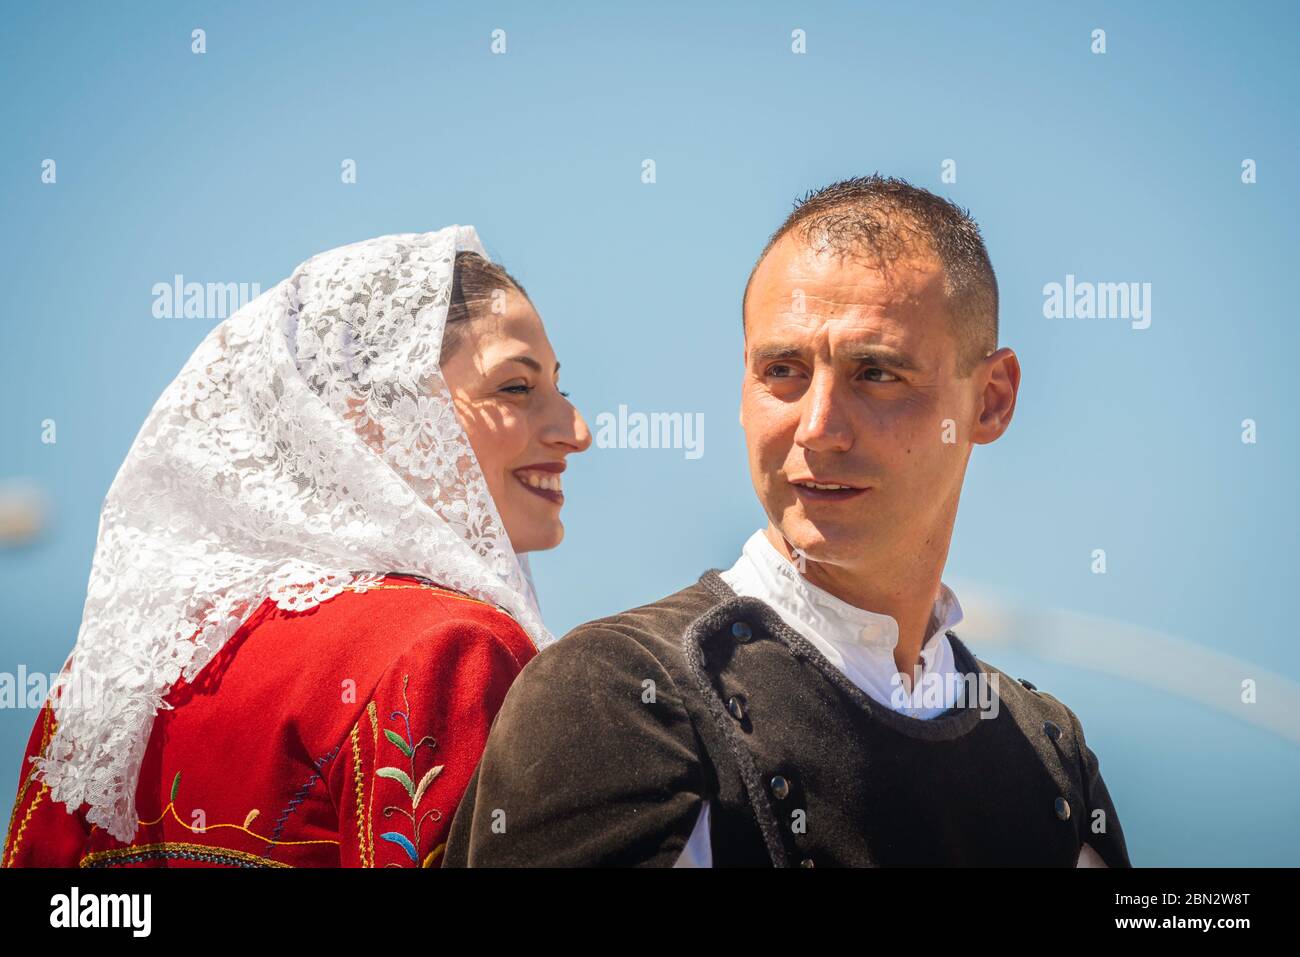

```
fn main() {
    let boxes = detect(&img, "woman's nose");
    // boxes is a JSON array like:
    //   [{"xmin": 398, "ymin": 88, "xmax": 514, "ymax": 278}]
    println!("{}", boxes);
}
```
[
  {"xmin": 570, "ymin": 406, "xmax": 594, "ymax": 453},
  {"xmin": 550, "ymin": 395, "xmax": 593, "ymax": 453}
]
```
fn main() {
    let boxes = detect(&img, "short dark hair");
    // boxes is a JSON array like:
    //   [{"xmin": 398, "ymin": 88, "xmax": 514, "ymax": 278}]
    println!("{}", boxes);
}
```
[
  {"xmin": 742, "ymin": 175, "xmax": 998, "ymax": 375},
  {"xmin": 442, "ymin": 251, "xmax": 529, "ymax": 358}
]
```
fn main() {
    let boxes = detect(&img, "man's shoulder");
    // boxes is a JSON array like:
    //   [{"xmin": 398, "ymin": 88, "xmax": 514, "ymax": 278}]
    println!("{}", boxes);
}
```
[
  {"xmin": 519, "ymin": 573, "xmax": 725, "ymax": 683},
  {"xmin": 956, "ymin": 637, "xmax": 1090, "ymax": 737},
  {"xmin": 475, "ymin": 575, "xmax": 725, "ymax": 760}
]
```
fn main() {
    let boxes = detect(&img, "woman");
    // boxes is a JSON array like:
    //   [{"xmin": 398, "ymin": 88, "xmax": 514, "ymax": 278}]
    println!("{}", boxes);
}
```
[{"xmin": 2, "ymin": 226, "xmax": 590, "ymax": 867}]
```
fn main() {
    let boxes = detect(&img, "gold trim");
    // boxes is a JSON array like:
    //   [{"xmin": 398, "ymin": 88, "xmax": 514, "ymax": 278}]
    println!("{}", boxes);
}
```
[
  {"xmin": 341, "ymin": 579, "xmax": 519, "ymax": 622},
  {"xmin": 349, "ymin": 721, "xmax": 370, "ymax": 867},
  {"xmin": 365, "ymin": 701, "xmax": 379, "ymax": 866},
  {"xmin": 3, "ymin": 705, "xmax": 56, "ymax": 867},
  {"xmin": 79, "ymin": 841, "xmax": 293, "ymax": 868}
]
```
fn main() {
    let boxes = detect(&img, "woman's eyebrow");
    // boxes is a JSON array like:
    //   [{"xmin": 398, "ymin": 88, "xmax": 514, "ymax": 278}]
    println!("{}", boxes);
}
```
[
  {"xmin": 503, "ymin": 355, "xmax": 562, "ymax": 375},
  {"xmin": 505, "ymin": 355, "xmax": 543, "ymax": 373}
]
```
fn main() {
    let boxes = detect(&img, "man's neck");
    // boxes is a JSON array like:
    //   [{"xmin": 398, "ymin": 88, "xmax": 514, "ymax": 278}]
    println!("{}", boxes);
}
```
[{"xmin": 762, "ymin": 525, "xmax": 946, "ymax": 680}]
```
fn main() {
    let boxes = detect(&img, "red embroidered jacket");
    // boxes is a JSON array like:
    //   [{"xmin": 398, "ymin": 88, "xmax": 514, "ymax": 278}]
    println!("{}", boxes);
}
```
[{"xmin": 2, "ymin": 575, "xmax": 537, "ymax": 868}]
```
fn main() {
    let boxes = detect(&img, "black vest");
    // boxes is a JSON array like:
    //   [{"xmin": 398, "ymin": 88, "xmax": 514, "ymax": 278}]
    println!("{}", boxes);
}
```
[
  {"xmin": 680, "ymin": 571, "xmax": 1128, "ymax": 866},
  {"xmin": 444, "ymin": 571, "xmax": 1131, "ymax": 867}
]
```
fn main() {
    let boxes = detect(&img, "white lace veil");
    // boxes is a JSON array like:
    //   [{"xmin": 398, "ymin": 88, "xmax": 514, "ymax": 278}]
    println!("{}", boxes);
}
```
[{"xmin": 31, "ymin": 226, "xmax": 554, "ymax": 842}]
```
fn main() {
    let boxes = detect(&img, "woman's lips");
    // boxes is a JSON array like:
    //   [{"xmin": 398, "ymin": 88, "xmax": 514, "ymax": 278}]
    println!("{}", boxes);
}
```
[{"xmin": 514, "ymin": 466, "xmax": 564, "ymax": 505}]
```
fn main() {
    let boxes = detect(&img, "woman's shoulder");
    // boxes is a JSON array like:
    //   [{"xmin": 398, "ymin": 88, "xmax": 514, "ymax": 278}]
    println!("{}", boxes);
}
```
[
  {"xmin": 290, "ymin": 571, "xmax": 527, "ymax": 640},
  {"xmin": 320, "ymin": 573, "xmax": 528, "ymax": 631},
  {"xmin": 338, "ymin": 573, "xmax": 537, "ymax": 663},
  {"xmin": 209, "ymin": 574, "xmax": 537, "ymax": 698}
]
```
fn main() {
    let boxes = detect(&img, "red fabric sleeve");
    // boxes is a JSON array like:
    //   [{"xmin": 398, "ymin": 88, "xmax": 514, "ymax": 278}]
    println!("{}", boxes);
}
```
[{"xmin": 326, "ymin": 614, "xmax": 533, "ymax": 867}]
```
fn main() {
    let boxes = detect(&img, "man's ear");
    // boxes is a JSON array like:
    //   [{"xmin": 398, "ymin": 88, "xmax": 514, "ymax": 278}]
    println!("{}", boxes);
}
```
[{"xmin": 971, "ymin": 347, "xmax": 1021, "ymax": 445}]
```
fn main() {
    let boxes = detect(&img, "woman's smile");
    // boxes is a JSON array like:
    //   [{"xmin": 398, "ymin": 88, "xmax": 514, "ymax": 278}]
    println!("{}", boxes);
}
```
[{"xmin": 514, "ymin": 462, "xmax": 566, "ymax": 505}]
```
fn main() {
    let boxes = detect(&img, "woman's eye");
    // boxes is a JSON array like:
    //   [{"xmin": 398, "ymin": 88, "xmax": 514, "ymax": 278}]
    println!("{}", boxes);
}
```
[
  {"xmin": 860, "ymin": 367, "xmax": 899, "ymax": 383},
  {"xmin": 559, "ymin": 390, "xmax": 571, "ymax": 398},
  {"xmin": 501, "ymin": 383, "xmax": 534, "ymax": 395}
]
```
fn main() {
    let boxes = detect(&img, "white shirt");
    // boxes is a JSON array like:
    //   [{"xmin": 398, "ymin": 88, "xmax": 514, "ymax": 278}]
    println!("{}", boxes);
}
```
[{"xmin": 673, "ymin": 529, "xmax": 1106, "ymax": 867}]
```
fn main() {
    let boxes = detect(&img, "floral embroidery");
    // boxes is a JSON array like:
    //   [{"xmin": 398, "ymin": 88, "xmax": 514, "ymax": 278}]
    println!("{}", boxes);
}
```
[
  {"xmin": 128, "ymin": 770, "xmax": 339, "ymax": 854},
  {"xmin": 375, "ymin": 674, "xmax": 444, "ymax": 867}
]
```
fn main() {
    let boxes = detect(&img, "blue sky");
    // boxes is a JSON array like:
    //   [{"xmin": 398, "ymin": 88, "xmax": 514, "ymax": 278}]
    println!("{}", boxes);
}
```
[{"xmin": 1, "ymin": 1, "xmax": 1297, "ymax": 864}]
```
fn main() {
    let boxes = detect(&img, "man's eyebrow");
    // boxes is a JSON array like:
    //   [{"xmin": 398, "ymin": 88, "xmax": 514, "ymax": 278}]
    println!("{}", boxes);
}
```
[
  {"xmin": 848, "ymin": 348, "xmax": 920, "ymax": 372},
  {"xmin": 747, "ymin": 345, "xmax": 803, "ymax": 365},
  {"xmin": 748, "ymin": 343, "xmax": 921, "ymax": 372}
]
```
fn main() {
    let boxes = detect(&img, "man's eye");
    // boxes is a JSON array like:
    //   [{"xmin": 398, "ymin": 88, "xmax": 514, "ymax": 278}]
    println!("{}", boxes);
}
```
[
  {"xmin": 767, "ymin": 364, "xmax": 800, "ymax": 378},
  {"xmin": 860, "ymin": 367, "xmax": 899, "ymax": 383}
]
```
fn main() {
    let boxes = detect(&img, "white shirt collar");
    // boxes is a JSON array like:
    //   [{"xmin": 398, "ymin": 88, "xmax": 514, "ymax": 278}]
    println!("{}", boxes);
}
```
[{"xmin": 723, "ymin": 529, "xmax": 963, "ymax": 668}]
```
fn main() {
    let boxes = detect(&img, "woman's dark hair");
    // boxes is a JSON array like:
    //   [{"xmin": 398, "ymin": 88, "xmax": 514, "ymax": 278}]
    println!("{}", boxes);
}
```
[{"xmin": 442, "ymin": 251, "xmax": 529, "ymax": 358}]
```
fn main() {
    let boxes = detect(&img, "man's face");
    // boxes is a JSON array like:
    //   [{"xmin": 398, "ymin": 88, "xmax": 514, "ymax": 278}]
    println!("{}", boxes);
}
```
[{"xmin": 740, "ymin": 233, "xmax": 983, "ymax": 573}]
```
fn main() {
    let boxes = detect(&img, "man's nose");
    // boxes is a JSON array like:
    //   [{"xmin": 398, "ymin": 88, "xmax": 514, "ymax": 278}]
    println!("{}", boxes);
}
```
[{"xmin": 793, "ymin": 369, "xmax": 853, "ymax": 453}]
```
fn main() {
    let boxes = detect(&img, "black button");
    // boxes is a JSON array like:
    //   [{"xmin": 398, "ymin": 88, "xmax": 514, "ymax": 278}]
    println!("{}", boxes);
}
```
[
  {"xmin": 799, "ymin": 858, "xmax": 815, "ymax": 868},
  {"xmin": 726, "ymin": 694, "xmax": 747, "ymax": 721},
  {"xmin": 1054, "ymin": 796, "xmax": 1071, "ymax": 821},
  {"xmin": 1043, "ymin": 720, "xmax": 1061, "ymax": 742},
  {"xmin": 730, "ymin": 621, "xmax": 753, "ymax": 642},
  {"xmin": 769, "ymin": 775, "xmax": 790, "ymax": 800},
  {"xmin": 1019, "ymin": 678, "xmax": 1037, "ymax": 691}
]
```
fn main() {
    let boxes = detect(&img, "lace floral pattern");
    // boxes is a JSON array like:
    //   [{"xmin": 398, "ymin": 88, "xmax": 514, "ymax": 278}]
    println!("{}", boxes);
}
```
[{"xmin": 31, "ymin": 227, "xmax": 552, "ymax": 843}]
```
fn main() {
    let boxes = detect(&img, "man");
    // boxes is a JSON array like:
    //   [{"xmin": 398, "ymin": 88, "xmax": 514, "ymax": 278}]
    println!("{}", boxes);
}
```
[{"xmin": 443, "ymin": 175, "xmax": 1131, "ymax": 867}]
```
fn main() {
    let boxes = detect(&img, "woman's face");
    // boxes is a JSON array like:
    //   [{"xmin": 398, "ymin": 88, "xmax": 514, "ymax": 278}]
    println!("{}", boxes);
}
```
[{"xmin": 439, "ymin": 291, "xmax": 592, "ymax": 553}]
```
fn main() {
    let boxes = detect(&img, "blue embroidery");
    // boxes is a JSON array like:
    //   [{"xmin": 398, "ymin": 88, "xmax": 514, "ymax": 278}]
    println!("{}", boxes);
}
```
[{"xmin": 265, "ymin": 743, "xmax": 342, "ymax": 853}]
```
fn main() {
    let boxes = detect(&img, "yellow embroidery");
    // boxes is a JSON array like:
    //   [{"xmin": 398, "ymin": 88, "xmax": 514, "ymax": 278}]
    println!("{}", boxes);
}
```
[
  {"xmin": 341, "ymin": 580, "xmax": 519, "ymax": 623},
  {"xmin": 422, "ymin": 842, "xmax": 446, "ymax": 868},
  {"xmin": 3, "ymin": 783, "xmax": 48, "ymax": 868},
  {"xmin": 3, "ymin": 705, "xmax": 56, "ymax": 867},
  {"xmin": 349, "ymin": 721, "xmax": 370, "ymax": 867},
  {"xmin": 133, "ymin": 772, "xmax": 338, "ymax": 850},
  {"xmin": 366, "ymin": 700, "xmax": 379, "ymax": 867},
  {"xmin": 342, "ymin": 582, "xmax": 485, "ymax": 604}
]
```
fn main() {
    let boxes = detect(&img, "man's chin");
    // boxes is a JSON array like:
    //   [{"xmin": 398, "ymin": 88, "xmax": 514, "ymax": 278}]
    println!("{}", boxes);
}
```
[{"xmin": 772, "ymin": 520, "xmax": 874, "ymax": 569}]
